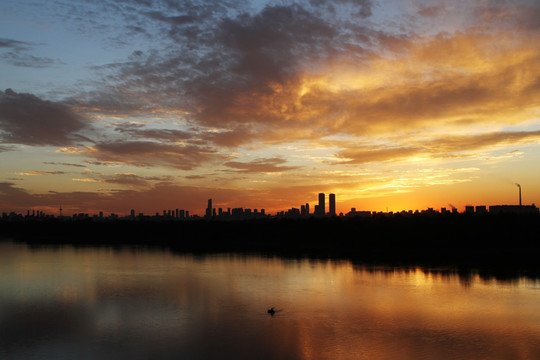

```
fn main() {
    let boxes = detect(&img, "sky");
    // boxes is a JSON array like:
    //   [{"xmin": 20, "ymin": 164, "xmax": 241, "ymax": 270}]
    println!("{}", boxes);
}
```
[{"xmin": 1, "ymin": 0, "xmax": 540, "ymax": 216}]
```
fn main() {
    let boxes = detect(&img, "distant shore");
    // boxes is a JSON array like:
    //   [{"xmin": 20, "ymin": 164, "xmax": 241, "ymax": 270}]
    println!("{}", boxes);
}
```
[{"xmin": 2, "ymin": 213, "xmax": 540, "ymax": 278}]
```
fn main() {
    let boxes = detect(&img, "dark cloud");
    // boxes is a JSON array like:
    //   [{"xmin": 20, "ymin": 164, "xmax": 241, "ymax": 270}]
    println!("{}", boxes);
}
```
[
  {"xmin": 0, "ymin": 182, "xmax": 48, "ymax": 208},
  {"xmin": 473, "ymin": 2, "xmax": 540, "ymax": 30},
  {"xmin": 309, "ymin": 0, "xmax": 373, "ymax": 18},
  {"xmin": 224, "ymin": 157, "xmax": 299, "ymax": 173},
  {"xmin": 0, "ymin": 89, "xmax": 89, "ymax": 146},
  {"xmin": 98, "ymin": 173, "xmax": 174, "ymax": 187},
  {"xmin": 91, "ymin": 141, "xmax": 222, "ymax": 170},
  {"xmin": 114, "ymin": 123, "xmax": 193, "ymax": 141},
  {"xmin": 202, "ymin": 125, "xmax": 256, "ymax": 147},
  {"xmin": 188, "ymin": 4, "xmax": 341, "ymax": 126},
  {"xmin": 0, "ymin": 182, "xmax": 132, "ymax": 213},
  {"xmin": 78, "ymin": 1, "xmax": 376, "ymax": 129},
  {"xmin": 83, "ymin": 160, "xmax": 119, "ymax": 167},
  {"xmin": 0, "ymin": 38, "xmax": 61, "ymax": 68},
  {"xmin": 417, "ymin": 5, "xmax": 443, "ymax": 18},
  {"xmin": 1, "ymin": 52, "xmax": 61, "ymax": 68},
  {"xmin": 218, "ymin": 5, "xmax": 336, "ymax": 78},
  {"xmin": 43, "ymin": 162, "xmax": 87, "ymax": 168},
  {"xmin": 0, "ymin": 38, "xmax": 32, "ymax": 50}
]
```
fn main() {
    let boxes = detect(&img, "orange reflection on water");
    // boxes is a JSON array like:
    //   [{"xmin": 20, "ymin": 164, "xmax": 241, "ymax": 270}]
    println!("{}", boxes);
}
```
[
  {"xmin": 291, "ymin": 267, "xmax": 540, "ymax": 360},
  {"xmin": 1, "ymin": 243, "xmax": 540, "ymax": 360}
]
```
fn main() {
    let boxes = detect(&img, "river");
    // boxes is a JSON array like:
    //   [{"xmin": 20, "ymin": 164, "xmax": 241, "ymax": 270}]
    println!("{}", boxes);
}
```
[{"xmin": 1, "ymin": 241, "xmax": 539, "ymax": 359}]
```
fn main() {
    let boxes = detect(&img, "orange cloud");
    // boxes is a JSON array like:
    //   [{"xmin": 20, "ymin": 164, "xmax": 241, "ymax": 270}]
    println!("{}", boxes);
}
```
[
  {"xmin": 19, "ymin": 171, "xmax": 67, "ymax": 176},
  {"xmin": 333, "ymin": 131, "xmax": 540, "ymax": 164}
]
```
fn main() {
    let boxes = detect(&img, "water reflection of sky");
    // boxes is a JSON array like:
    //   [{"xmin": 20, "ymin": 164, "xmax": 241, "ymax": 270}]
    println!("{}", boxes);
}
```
[{"xmin": 1, "ymin": 242, "xmax": 540, "ymax": 360}]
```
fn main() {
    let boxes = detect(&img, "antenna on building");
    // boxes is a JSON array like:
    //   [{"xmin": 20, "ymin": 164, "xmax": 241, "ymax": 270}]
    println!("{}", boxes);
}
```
[
  {"xmin": 59, "ymin": 204, "xmax": 63, "ymax": 217},
  {"xmin": 515, "ymin": 183, "xmax": 522, "ymax": 206}
]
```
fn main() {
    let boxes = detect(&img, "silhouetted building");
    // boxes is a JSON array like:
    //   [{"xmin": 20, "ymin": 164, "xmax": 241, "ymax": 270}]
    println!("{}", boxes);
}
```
[
  {"xmin": 489, "ymin": 205, "xmax": 539, "ymax": 215},
  {"xmin": 329, "ymin": 193, "xmax": 336, "ymax": 216},
  {"xmin": 206, "ymin": 199, "xmax": 212, "ymax": 218},
  {"xmin": 465, "ymin": 206, "xmax": 475, "ymax": 214},
  {"xmin": 287, "ymin": 208, "xmax": 300, "ymax": 216},
  {"xmin": 231, "ymin": 208, "xmax": 244, "ymax": 217},
  {"xmin": 316, "ymin": 193, "xmax": 325, "ymax": 216},
  {"xmin": 475, "ymin": 205, "xmax": 487, "ymax": 214}
]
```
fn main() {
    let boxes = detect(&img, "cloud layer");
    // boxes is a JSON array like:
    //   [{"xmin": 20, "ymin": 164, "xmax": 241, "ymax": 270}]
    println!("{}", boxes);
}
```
[
  {"xmin": 0, "ymin": 89, "xmax": 89, "ymax": 146},
  {"xmin": 65, "ymin": 0, "xmax": 540, "ymax": 147}
]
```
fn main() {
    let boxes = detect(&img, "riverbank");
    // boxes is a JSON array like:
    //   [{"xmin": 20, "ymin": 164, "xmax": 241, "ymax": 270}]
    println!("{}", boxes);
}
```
[{"xmin": 1, "ymin": 213, "xmax": 539, "ymax": 278}]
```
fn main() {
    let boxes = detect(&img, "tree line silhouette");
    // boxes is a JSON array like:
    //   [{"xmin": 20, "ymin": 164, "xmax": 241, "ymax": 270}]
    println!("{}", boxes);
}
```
[{"xmin": 1, "ymin": 213, "xmax": 539, "ymax": 278}]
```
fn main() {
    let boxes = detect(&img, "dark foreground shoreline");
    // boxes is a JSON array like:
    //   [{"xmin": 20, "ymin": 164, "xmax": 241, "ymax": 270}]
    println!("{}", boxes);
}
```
[{"xmin": 2, "ymin": 214, "xmax": 540, "ymax": 279}]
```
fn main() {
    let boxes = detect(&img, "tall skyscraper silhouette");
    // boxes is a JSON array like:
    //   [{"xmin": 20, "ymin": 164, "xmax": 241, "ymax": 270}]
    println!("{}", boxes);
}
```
[
  {"xmin": 329, "ymin": 193, "xmax": 336, "ymax": 216},
  {"xmin": 317, "ymin": 193, "xmax": 325, "ymax": 216},
  {"xmin": 206, "ymin": 199, "xmax": 213, "ymax": 218}
]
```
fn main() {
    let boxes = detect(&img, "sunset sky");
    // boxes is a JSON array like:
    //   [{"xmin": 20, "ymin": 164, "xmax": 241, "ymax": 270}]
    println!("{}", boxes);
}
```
[{"xmin": 1, "ymin": 0, "xmax": 539, "ymax": 216}]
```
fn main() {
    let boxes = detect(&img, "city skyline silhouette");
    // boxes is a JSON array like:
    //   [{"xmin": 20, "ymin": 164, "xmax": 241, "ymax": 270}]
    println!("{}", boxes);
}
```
[
  {"xmin": 1, "ymin": 1, "xmax": 540, "ymax": 218},
  {"xmin": 2, "ymin": 189, "xmax": 538, "ymax": 220}
]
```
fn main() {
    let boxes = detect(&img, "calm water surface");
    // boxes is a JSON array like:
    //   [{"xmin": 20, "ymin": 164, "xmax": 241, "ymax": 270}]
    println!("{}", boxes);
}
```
[{"xmin": 1, "ymin": 242, "xmax": 540, "ymax": 360}]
